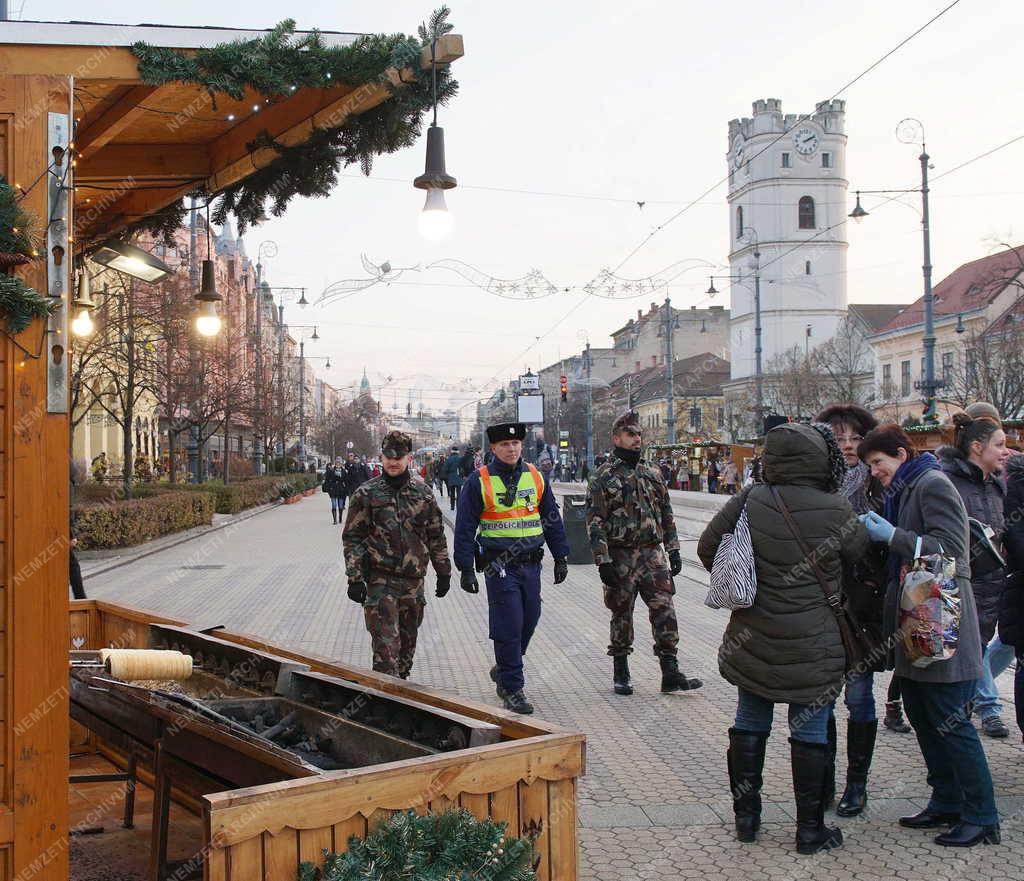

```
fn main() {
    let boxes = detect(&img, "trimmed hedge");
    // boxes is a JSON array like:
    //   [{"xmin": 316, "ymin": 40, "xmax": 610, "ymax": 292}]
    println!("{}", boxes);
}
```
[
  {"xmin": 74, "ymin": 491, "xmax": 215, "ymax": 550},
  {"xmin": 176, "ymin": 476, "xmax": 309, "ymax": 513}
]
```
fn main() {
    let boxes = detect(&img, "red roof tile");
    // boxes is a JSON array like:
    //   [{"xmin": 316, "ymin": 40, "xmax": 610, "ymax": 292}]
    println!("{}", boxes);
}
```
[{"xmin": 877, "ymin": 245, "xmax": 1024, "ymax": 333}]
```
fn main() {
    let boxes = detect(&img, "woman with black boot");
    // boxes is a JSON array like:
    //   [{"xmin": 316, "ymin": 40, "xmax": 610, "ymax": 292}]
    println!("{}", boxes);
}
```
[{"xmin": 699, "ymin": 422, "xmax": 869, "ymax": 855}]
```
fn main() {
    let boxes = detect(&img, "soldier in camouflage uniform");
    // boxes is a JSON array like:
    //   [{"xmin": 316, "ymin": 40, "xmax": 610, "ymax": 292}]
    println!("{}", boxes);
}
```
[
  {"xmin": 586, "ymin": 411, "xmax": 703, "ymax": 696},
  {"xmin": 342, "ymin": 431, "xmax": 451, "ymax": 679}
]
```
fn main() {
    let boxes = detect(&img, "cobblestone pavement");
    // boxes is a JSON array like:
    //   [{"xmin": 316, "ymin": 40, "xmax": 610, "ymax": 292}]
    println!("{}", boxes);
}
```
[{"xmin": 86, "ymin": 486, "xmax": 1024, "ymax": 880}]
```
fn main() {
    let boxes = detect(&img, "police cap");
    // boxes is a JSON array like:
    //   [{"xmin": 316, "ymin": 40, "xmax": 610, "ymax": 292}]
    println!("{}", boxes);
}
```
[
  {"xmin": 381, "ymin": 430, "xmax": 413, "ymax": 458},
  {"xmin": 486, "ymin": 422, "xmax": 527, "ymax": 443}
]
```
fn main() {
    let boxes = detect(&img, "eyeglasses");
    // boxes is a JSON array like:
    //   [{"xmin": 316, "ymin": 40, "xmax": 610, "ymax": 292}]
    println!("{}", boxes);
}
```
[{"xmin": 836, "ymin": 434, "xmax": 864, "ymax": 444}]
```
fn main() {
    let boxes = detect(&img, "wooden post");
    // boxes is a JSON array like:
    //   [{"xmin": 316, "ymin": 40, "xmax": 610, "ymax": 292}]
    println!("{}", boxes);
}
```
[{"xmin": 0, "ymin": 74, "xmax": 72, "ymax": 881}]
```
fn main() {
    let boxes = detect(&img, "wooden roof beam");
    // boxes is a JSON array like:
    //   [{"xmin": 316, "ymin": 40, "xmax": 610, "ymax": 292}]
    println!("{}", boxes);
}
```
[
  {"xmin": 75, "ymin": 84, "xmax": 169, "ymax": 153},
  {"xmin": 77, "ymin": 144, "xmax": 210, "ymax": 181}
]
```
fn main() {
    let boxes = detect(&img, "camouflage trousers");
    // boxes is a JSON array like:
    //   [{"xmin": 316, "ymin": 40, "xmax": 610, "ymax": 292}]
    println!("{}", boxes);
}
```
[
  {"xmin": 363, "ymin": 574, "xmax": 426, "ymax": 678},
  {"xmin": 603, "ymin": 546, "xmax": 679, "ymax": 657}
]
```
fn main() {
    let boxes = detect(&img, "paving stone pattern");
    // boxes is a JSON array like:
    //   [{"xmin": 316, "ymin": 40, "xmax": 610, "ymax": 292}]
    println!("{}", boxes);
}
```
[{"xmin": 86, "ymin": 485, "xmax": 1024, "ymax": 880}]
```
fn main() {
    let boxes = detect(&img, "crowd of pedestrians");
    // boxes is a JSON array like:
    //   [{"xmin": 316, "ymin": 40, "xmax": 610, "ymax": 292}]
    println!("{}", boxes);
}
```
[{"xmin": 698, "ymin": 400, "xmax": 1021, "ymax": 855}]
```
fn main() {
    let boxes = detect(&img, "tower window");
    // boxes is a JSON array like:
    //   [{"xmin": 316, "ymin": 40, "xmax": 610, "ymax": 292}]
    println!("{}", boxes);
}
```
[
  {"xmin": 736, "ymin": 206, "xmax": 743, "ymax": 240},
  {"xmin": 805, "ymin": 260, "xmax": 811, "ymax": 275},
  {"xmin": 821, "ymin": 152, "xmax": 832, "ymax": 168},
  {"xmin": 798, "ymin": 196, "xmax": 816, "ymax": 229},
  {"xmin": 781, "ymin": 152, "xmax": 791, "ymax": 168}
]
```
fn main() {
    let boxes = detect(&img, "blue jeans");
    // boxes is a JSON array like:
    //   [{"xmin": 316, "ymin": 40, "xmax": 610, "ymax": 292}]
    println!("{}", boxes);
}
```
[
  {"xmin": 330, "ymin": 494, "xmax": 345, "ymax": 511},
  {"xmin": 899, "ymin": 677, "xmax": 998, "ymax": 826},
  {"xmin": 844, "ymin": 671, "xmax": 878, "ymax": 723},
  {"xmin": 973, "ymin": 635, "xmax": 1016, "ymax": 719},
  {"xmin": 734, "ymin": 688, "xmax": 831, "ymax": 744},
  {"xmin": 1016, "ymin": 658, "xmax": 1024, "ymax": 736}
]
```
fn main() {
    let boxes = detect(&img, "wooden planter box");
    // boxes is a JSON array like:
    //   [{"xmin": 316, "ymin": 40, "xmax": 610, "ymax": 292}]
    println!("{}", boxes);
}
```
[
  {"xmin": 303, "ymin": 488, "xmax": 316, "ymax": 497},
  {"xmin": 69, "ymin": 600, "xmax": 585, "ymax": 881},
  {"xmin": 283, "ymin": 494, "xmax": 303, "ymax": 504}
]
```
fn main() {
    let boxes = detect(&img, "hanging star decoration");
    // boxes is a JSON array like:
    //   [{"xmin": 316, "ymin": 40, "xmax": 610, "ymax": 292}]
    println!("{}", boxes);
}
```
[
  {"xmin": 428, "ymin": 259, "xmax": 559, "ymax": 300},
  {"xmin": 582, "ymin": 257, "xmax": 719, "ymax": 299},
  {"xmin": 316, "ymin": 254, "xmax": 420, "ymax": 305}
]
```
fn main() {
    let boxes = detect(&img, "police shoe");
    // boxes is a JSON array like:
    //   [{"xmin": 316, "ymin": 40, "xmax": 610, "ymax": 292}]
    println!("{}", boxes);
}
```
[
  {"xmin": 503, "ymin": 690, "xmax": 534, "ymax": 715},
  {"xmin": 489, "ymin": 665, "xmax": 507, "ymax": 699}
]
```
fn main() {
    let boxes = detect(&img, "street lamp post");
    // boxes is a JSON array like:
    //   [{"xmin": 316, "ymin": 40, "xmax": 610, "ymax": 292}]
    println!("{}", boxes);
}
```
[
  {"xmin": 289, "ymin": 325, "xmax": 319, "ymax": 469},
  {"xmin": 253, "ymin": 240, "xmax": 279, "ymax": 474},
  {"xmin": 585, "ymin": 341, "xmax": 594, "ymax": 469},
  {"xmin": 663, "ymin": 296, "xmax": 677, "ymax": 444},
  {"xmin": 269, "ymin": 288, "xmax": 308, "ymax": 470},
  {"xmin": 850, "ymin": 118, "xmax": 939, "ymax": 420}
]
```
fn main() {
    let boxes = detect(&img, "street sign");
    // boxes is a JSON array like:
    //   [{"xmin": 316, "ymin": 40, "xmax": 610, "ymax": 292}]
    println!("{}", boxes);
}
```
[
  {"xmin": 346, "ymin": 441, "xmax": 354, "ymax": 449},
  {"xmin": 516, "ymin": 393, "xmax": 544, "ymax": 425},
  {"xmin": 518, "ymin": 373, "xmax": 540, "ymax": 392},
  {"xmin": 559, "ymin": 430, "xmax": 569, "ymax": 438},
  {"xmin": 559, "ymin": 439, "xmax": 568, "ymax": 449}
]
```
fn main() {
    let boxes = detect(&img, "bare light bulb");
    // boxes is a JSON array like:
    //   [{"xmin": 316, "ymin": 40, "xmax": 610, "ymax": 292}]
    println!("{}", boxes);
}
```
[
  {"xmin": 195, "ymin": 300, "xmax": 222, "ymax": 337},
  {"xmin": 71, "ymin": 309, "xmax": 94, "ymax": 337},
  {"xmin": 418, "ymin": 188, "xmax": 454, "ymax": 241}
]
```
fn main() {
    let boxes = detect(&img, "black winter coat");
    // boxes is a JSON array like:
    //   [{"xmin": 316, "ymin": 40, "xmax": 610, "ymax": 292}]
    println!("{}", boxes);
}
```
[
  {"xmin": 698, "ymin": 423, "xmax": 870, "ymax": 704},
  {"xmin": 998, "ymin": 455, "xmax": 1024, "ymax": 651},
  {"xmin": 938, "ymin": 446, "xmax": 1006, "ymax": 645},
  {"xmin": 322, "ymin": 466, "xmax": 346, "ymax": 497}
]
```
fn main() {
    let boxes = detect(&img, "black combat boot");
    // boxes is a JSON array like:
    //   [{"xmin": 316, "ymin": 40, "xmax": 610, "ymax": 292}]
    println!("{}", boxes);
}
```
[
  {"xmin": 883, "ymin": 700, "xmax": 912, "ymax": 733},
  {"xmin": 659, "ymin": 655, "xmax": 703, "ymax": 693},
  {"xmin": 613, "ymin": 656, "xmax": 633, "ymax": 695},
  {"xmin": 503, "ymin": 690, "xmax": 534, "ymax": 715},
  {"xmin": 332, "ymin": 508, "xmax": 338, "ymax": 524},
  {"xmin": 836, "ymin": 720, "xmax": 878, "ymax": 817},
  {"xmin": 790, "ymin": 738, "xmax": 843, "ymax": 855},
  {"xmin": 489, "ymin": 665, "xmax": 507, "ymax": 700},
  {"xmin": 825, "ymin": 713, "xmax": 837, "ymax": 809},
  {"xmin": 728, "ymin": 728, "xmax": 768, "ymax": 842}
]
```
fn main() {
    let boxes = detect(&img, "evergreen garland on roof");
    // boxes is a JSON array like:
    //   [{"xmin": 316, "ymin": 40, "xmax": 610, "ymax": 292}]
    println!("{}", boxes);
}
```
[
  {"xmin": 129, "ymin": 10, "xmax": 458, "ymax": 234},
  {"xmin": 0, "ymin": 177, "xmax": 39, "ymax": 265},
  {"xmin": 0, "ymin": 274, "xmax": 60, "ymax": 335}
]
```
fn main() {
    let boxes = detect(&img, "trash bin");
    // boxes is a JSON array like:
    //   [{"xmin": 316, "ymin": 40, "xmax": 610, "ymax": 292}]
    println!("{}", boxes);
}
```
[{"xmin": 561, "ymin": 494, "xmax": 592, "ymax": 564}]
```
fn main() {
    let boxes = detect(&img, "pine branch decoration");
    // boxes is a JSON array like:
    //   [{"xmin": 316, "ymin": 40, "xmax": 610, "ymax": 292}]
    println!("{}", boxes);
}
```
[
  {"xmin": 0, "ymin": 274, "xmax": 59, "ymax": 335},
  {"xmin": 298, "ymin": 809, "xmax": 538, "ymax": 881},
  {"xmin": 0, "ymin": 176, "xmax": 39, "ymax": 263}
]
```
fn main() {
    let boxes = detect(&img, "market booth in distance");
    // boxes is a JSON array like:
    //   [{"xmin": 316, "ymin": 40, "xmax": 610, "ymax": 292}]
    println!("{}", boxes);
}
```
[{"xmin": 0, "ymin": 19, "xmax": 584, "ymax": 881}]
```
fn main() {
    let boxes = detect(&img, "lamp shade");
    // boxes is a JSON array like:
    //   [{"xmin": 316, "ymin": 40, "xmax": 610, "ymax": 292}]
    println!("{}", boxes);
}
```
[
  {"xmin": 91, "ymin": 239, "xmax": 173, "ymax": 283},
  {"xmin": 195, "ymin": 259, "xmax": 222, "ymax": 303},
  {"xmin": 413, "ymin": 126, "xmax": 457, "ymax": 190}
]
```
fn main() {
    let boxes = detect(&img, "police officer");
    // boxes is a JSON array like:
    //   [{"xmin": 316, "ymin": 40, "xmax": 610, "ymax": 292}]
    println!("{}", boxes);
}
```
[
  {"xmin": 342, "ymin": 431, "xmax": 451, "ymax": 679},
  {"xmin": 586, "ymin": 411, "xmax": 703, "ymax": 696},
  {"xmin": 454, "ymin": 422, "xmax": 570, "ymax": 714}
]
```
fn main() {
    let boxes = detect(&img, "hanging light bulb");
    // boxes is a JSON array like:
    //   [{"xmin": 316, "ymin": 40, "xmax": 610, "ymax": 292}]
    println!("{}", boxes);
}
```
[
  {"xmin": 311, "ymin": 326, "xmax": 320, "ymax": 341},
  {"xmin": 418, "ymin": 188, "xmax": 455, "ymax": 241},
  {"xmin": 194, "ymin": 258, "xmax": 223, "ymax": 337},
  {"xmin": 196, "ymin": 299, "xmax": 222, "ymax": 337},
  {"xmin": 325, "ymin": 357, "xmax": 331, "ymax": 369},
  {"xmin": 71, "ymin": 270, "xmax": 97, "ymax": 338}
]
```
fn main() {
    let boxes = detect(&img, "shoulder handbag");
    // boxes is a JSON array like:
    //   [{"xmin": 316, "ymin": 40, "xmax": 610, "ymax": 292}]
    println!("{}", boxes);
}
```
[
  {"xmin": 898, "ymin": 536, "xmax": 960, "ymax": 667},
  {"xmin": 769, "ymin": 486, "xmax": 869, "ymax": 674},
  {"xmin": 705, "ymin": 488, "xmax": 757, "ymax": 610}
]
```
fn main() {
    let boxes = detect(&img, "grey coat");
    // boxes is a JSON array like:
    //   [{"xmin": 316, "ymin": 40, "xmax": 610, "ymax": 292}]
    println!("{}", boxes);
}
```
[
  {"xmin": 884, "ymin": 467, "xmax": 983, "ymax": 683},
  {"xmin": 698, "ymin": 423, "xmax": 870, "ymax": 705}
]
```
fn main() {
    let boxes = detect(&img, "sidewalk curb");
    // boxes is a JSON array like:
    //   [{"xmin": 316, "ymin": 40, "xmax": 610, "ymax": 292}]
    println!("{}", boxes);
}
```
[{"xmin": 81, "ymin": 500, "xmax": 283, "ymax": 581}]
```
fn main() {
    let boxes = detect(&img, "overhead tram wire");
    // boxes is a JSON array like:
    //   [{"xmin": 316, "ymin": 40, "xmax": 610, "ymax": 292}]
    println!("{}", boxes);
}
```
[{"xmin": 608, "ymin": 0, "xmax": 965, "ymax": 274}]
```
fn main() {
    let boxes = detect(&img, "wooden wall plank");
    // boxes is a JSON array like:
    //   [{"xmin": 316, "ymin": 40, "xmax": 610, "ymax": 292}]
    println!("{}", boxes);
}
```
[
  {"xmin": 459, "ymin": 792, "xmax": 488, "ymax": 821},
  {"xmin": 204, "ymin": 843, "xmax": 227, "ymax": 881},
  {"xmin": 518, "ymin": 780, "xmax": 550, "ymax": 881},
  {"xmin": 429, "ymin": 795, "xmax": 455, "ymax": 815},
  {"xmin": 489, "ymin": 785, "xmax": 519, "ymax": 838},
  {"xmin": 365, "ymin": 808, "xmax": 393, "ymax": 835},
  {"xmin": 297, "ymin": 826, "xmax": 332, "ymax": 871},
  {"xmin": 261, "ymin": 829, "xmax": 298, "ymax": 881},
  {"xmin": 225, "ymin": 836, "xmax": 261, "ymax": 881},
  {"xmin": 330, "ymin": 815, "xmax": 365, "ymax": 856},
  {"xmin": 546, "ymin": 779, "xmax": 577, "ymax": 881}
]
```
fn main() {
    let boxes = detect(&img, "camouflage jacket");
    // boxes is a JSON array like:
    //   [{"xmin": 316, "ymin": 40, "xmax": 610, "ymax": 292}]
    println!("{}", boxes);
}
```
[
  {"xmin": 343, "ymin": 475, "xmax": 451, "ymax": 581},
  {"xmin": 586, "ymin": 455, "xmax": 679, "ymax": 564}
]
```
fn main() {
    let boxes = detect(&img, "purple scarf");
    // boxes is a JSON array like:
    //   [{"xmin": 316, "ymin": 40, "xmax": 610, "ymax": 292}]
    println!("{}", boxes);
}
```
[{"xmin": 883, "ymin": 451, "xmax": 940, "ymax": 573}]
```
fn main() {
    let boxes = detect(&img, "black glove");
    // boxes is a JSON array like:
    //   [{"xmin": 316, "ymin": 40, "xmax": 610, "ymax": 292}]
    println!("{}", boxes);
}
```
[
  {"xmin": 347, "ymin": 581, "xmax": 366, "ymax": 604},
  {"xmin": 668, "ymin": 549, "xmax": 682, "ymax": 577},
  {"xmin": 553, "ymin": 558, "xmax": 568, "ymax": 584},
  {"xmin": 460, "ymin": 569, "xmax": 480, "ymax": 594},
  {"xmin": 598, "ymin": 562, "xmax": 619, "ymax": 589},
  {"xmin": 435, "ymin": 573, "xmax": 451, "ymax": 598}
]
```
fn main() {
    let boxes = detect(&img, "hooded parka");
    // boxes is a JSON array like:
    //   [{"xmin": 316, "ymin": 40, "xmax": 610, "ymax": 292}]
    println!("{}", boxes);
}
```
[{"xmin": 698, "ymin": 423, "xmax": 870, "ymax": 704}]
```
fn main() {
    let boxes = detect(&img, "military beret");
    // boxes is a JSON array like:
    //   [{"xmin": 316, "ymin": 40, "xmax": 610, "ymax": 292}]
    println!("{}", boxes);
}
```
[
  {"xmin": 612, "ymin": 410, "xmax": 641, "ymax": 434},
  {"xmin": 381, "ymin": 430, "xmax": 413, "ymax": 458},
  {"xmin": 486, "ymin": 422, "xmax": 526, "ymax": 443}
]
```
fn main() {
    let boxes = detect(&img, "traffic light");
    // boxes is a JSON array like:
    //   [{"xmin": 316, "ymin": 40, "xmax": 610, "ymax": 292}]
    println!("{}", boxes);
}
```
[{"xmin": 560, "ymin": 374, "xmax": 568, "ymax": 402}]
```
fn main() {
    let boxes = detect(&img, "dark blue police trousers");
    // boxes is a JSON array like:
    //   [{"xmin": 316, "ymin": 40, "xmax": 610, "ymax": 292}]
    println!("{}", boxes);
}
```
[{"xmin": 485, "ymin": 560, "xmax": 542, "ymax": 694}]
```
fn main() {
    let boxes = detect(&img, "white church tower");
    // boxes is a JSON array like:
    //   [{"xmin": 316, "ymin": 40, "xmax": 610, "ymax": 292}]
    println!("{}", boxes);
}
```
[{"xmin": 725, "ymin": 98, "xmax": 849, "ymax": 385}]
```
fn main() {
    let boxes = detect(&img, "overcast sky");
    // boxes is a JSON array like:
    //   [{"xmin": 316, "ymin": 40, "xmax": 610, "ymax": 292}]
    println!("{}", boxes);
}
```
[{"xmin": 16, "ymin": 0, "xmax": 1024, "ymax": 406}]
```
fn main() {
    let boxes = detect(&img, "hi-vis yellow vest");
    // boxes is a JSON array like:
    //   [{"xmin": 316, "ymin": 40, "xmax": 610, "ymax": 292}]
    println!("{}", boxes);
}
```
[{"xmin": 478, "ymin": 464, "xmax": 545, "ymax": 540}]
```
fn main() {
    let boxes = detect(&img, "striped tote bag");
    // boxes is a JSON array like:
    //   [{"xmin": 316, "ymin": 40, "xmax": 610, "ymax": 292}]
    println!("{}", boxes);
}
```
[{"xmin": 705, "ymin": 505, "xmax": 757, "ymax": 610}]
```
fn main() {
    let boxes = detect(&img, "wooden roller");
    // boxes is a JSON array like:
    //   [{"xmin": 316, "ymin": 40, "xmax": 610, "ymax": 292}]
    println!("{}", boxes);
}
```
[{"xmin": 99, "ymin": 649, "xmax": 193, "ymax": 681}]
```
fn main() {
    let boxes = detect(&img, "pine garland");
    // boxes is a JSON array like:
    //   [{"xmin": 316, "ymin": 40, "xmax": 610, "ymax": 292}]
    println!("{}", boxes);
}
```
[
  {"xmin": 0, "ymin": 177, "xmax": 38, "ymax": 262},
  {"xmin": 297, "ymin": 809, "xmax": 538, "ymax": 881},
  {"xmin": 129, "ymin": 11, "xmax": 459, "ymax": 233},
  {"xmin": 0, "ymin": 274, "xmax": 59, "ymax": 335}
]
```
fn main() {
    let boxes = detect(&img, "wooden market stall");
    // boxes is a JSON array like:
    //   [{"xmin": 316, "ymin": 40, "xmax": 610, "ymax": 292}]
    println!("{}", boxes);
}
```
[{"xmin": 0, "ymin": 20, "xmax": 588, "ymax": 881}]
